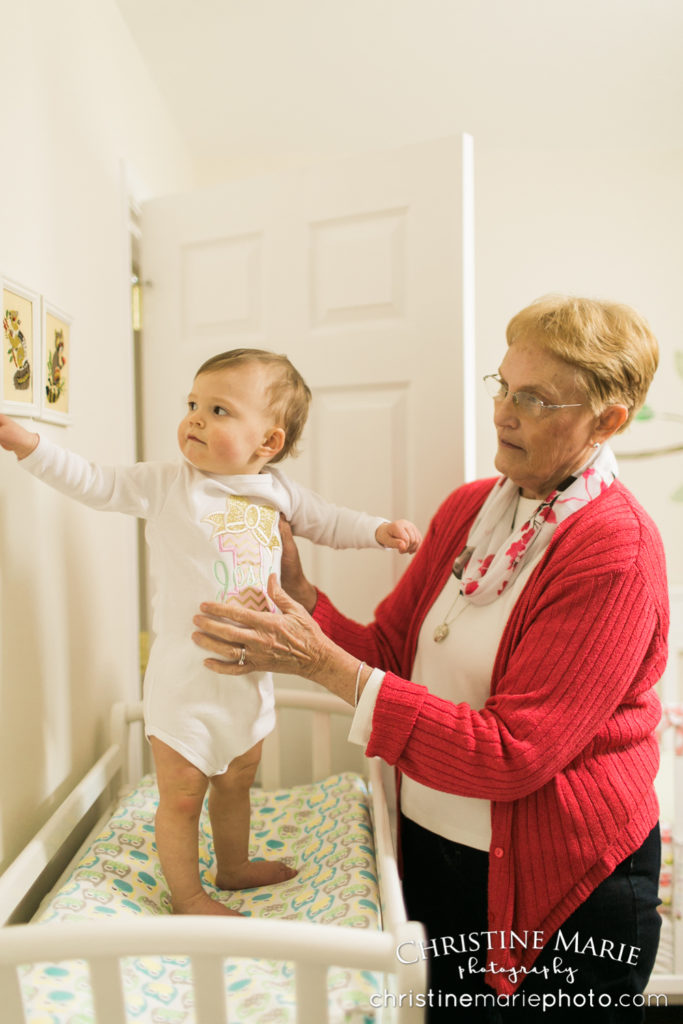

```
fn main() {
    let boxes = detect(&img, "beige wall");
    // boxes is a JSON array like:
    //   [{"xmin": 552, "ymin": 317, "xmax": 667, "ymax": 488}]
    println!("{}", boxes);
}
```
[
  {"xmin": 474, "ymin": 145, "xmax": 683, "ymax": 583},
  {"xmin": 112, "ymin": 0, "xmax": 683, "ymax": 570},
  {"xmin": 0, "ymin": 0, "xmax": 192, "ymax": 874},
  {"xmin": 2, "ymin": 0, "xmax": 681, "ymax": 884}
]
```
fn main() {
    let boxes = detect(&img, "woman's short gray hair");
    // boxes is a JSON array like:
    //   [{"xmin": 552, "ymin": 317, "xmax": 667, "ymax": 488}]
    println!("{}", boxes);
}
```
[{"xmin": 505, "ymin": 295, "xmax": 659, "ymax": 432}]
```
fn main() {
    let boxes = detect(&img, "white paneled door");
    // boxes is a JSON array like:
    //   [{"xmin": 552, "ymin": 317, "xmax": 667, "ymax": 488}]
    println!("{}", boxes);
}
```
[{"xmin": 140, "ymin": 135, "xmax": 475, "ymax": 626}]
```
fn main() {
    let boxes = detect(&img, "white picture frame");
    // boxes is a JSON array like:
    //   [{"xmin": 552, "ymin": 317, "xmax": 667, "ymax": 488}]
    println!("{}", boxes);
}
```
[
  {"xmin": 40, "ymin": 299, "xmax": 72, "ymax": 425},
  {"xmin": 1, "ymin": 276, "xmax": 41, "ymax": 417}
]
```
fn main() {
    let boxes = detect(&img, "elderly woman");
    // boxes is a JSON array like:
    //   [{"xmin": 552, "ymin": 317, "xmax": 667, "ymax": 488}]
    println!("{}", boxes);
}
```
[{"xmin": 193, "ymin": 296, "xmax": 668, "ymax": 1022}]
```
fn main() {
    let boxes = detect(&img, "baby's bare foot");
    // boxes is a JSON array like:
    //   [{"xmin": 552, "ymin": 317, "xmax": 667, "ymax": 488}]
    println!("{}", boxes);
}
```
[
  {"xmin": 174, "ymin": 890, "xmax": 242, "ymax": 916},
  {"xmin": 216, "ymin": 859, "xmax": 298, "ymax": 891}
]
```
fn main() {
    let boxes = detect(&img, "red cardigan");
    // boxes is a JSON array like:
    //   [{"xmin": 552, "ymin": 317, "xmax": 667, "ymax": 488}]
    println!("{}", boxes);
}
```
[{"xmin": 314, "ymin": 478, "xmax": 669, "ymax": 993}]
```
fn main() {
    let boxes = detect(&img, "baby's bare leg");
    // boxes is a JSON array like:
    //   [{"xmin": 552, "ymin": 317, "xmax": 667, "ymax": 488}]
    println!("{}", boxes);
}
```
[
  {"xmin": 210, "ymin": 740, "xmax": 297, "ymax": 890},
  {"xmin": 150, "ymin": 736, "xmax": 240, "ymax": 916}
]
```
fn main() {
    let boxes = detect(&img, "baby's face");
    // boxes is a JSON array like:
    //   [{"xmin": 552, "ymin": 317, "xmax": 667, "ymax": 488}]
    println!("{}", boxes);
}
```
[{"xmin": 177, "ymin": 364, "xmax": 277, "ymax": 475}]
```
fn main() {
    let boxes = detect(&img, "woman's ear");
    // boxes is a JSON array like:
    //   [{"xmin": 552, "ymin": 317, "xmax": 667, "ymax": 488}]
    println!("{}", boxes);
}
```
[
  {"xmin": 594, "ymin": 404, "xmax": 629, "ymax": 443},
  {"xmin": 259, "ymin": 427, "xmax": 286, "ymax": 460}
]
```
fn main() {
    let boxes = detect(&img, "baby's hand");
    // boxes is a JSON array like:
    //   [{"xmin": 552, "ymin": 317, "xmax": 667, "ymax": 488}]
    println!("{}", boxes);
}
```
[
  {"xmin": 0, "ymin": 414, "xmax": 39, "ymax": 459},
  {"xmin": 376, "ymin": 519, "xmax": 422, "ymax": 554}
]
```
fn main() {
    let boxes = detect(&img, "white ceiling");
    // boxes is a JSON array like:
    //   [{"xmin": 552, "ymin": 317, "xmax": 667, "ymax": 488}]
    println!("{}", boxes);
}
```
[{"xmin": 115, "ymin": 0, "xmax": 683, "ymax": 184}]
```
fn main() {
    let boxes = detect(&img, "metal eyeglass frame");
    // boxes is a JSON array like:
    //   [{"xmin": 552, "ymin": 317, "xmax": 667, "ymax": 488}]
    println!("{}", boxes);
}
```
[{"xmin": 483, "ymin": 374, "xmax": 584, "ymax": 416}]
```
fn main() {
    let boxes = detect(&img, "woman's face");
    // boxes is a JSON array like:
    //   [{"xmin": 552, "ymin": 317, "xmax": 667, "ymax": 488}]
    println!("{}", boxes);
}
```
[{"xmin": 493, "ymin": 337, "xmax": 599, "ymax": 499}]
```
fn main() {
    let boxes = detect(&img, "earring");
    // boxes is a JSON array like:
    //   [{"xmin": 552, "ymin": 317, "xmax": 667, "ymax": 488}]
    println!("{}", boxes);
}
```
[{"xmin": 592, "ymin": 442, "xmax": 600, "ymax": 449}]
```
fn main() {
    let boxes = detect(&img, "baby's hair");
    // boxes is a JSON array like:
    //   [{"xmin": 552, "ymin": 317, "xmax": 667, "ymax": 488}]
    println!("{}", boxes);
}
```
[{"xmin": 195, "ymin": 349, "xmax": 312, "ymax": 463}]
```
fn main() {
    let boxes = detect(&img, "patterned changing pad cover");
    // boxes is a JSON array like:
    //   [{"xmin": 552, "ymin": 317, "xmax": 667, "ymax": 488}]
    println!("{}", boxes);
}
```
[{"xmin": 20, "ymin": 772, "xmax": 382, "ymax": 1023}]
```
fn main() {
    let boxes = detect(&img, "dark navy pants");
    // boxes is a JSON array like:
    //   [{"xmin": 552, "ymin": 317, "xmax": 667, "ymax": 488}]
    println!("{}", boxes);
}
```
[{"xmin": 400, "ymin": 815, "xmax": 662, "ymax": 1022}]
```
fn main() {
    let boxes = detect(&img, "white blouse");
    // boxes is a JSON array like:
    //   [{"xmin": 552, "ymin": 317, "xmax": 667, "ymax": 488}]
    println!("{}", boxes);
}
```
[{"xmin": 349, "ymin": 494, "xmax": 546, "ymax": 850}]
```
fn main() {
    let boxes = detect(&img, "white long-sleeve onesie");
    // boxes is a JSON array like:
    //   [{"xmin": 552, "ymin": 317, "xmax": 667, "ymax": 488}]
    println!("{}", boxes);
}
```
[{"xmin": 22, "ymin": 437, "xmax": 384, "ymax": 775}]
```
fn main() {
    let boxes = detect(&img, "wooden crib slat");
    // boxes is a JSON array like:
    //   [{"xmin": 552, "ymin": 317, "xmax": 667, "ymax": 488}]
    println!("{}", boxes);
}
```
[
  {"xmin": 88, "ymin": 957, "xmax": 127, "ymax": 1024},
  {"xmin": 191, "ymin": 955, "xmax": 228, "ymax": 1024},
  {"xmin": 261, "ymin": 688, "xmax": 352, "ymax": 790},
  {"xmin": 295, "ymin": 963, "xmax": 328, "ymax": 1024},
  {"xmin": 369, "ymin": 757, "xmax": 406, "ymax": 933},
  {"xmin": 0, "ymin": 965, "xmax": 27, "ymax": 1023},
  {"xmin": 260, "ymin": 720, "xmax": 282, "ymax": 789},
  {"xmin": 311, "ymin": 710, "xmax": 332, "ymax": 780}
]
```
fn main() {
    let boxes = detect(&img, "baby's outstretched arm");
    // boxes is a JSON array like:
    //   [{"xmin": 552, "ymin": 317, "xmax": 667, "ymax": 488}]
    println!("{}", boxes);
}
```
[
  {"xmin": 0, "ymin": 415, "xmax": 39, "ymax": 460},
  {"xmin": 375, "ymin": 519, "xmax": 422, "ymax": 554}
]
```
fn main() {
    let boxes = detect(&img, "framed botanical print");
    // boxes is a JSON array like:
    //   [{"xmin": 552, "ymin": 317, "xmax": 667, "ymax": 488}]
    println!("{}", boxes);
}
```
[
  {"xmin": 41, "ymin": 300, "xmax": 72, "ymax": 425},
  {"xmin": 1, "ymin": 277, "xmax": 41, "ymax": 416}
]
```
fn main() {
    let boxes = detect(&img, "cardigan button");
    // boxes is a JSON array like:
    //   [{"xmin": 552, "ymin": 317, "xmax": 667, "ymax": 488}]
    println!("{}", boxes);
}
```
[{"xmin": 493, "ymin": 847, "xmax": 504, "ymax": 858}]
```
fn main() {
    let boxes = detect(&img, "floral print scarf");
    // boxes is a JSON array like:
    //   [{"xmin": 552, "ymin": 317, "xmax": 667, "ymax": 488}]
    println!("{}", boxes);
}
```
[{"xmin": 454, "ymin": 443, "xmax": 618, "ymax": 605}]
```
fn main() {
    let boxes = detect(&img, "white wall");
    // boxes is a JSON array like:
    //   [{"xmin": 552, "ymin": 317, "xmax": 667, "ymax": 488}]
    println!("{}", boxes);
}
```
[
  {"xmin": 474, "ymin": 144, "xmax": 683, "ymax": 583},
  {"xmin": 2, "ymin": 0, "xmax": 680, "ymax": 886},
  {"xmin": 111, "ymin": 0, "xmax": 683, "ymax": 583},
  {"xmin": 0, "ymin": 0, "xmax": 193, "ymax": 876}
]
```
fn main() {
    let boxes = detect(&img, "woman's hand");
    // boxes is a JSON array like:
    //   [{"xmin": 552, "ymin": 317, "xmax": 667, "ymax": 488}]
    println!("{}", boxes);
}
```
[
  {"xmin": 279, "ymin": 518, "xmax": 318, "ymax": 613},
  {"xmin": 192, "ymin": 574, "xmax": 369, "ymax": 705},
  {"xmin": 193, "ymin": 574, "xmax": 330, "ymax": 679}
]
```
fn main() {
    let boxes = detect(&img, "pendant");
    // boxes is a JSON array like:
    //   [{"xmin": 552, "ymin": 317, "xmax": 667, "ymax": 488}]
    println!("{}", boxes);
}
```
[{"xmin": 433, "ymin": 623, "xmax": 449, "ymax": 643}]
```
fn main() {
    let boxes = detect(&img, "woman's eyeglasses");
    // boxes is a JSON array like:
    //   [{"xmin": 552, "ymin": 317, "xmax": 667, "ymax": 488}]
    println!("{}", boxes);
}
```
[{"xmin": 483, "ymin": 374, "xmax": 584, "ymax": 418}]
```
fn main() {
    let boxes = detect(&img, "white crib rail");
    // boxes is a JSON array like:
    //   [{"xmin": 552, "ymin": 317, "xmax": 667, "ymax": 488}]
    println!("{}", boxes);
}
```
[
  {"xmin": 0, "ymin": 689, "xmax": 427, "ymax": 1022},
  {"xmin": 0, "ymin": 744, "xmax": 124, "ymax": 927},
  {"xmin": 0, "ymin": 916, "xmax": 419, "ymax": 1024},
  {"xmin": 111, "ymin": 688, "xmax": 356, "ymax": 792}
]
